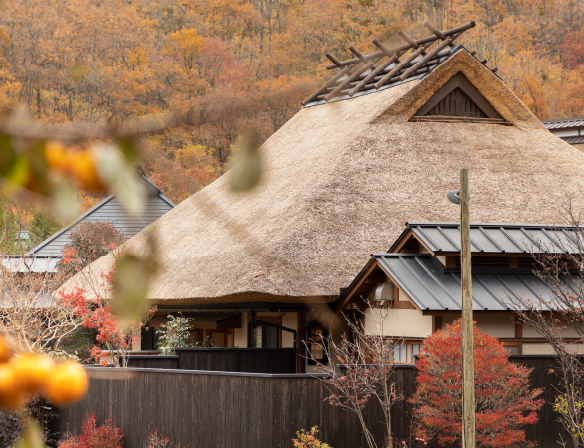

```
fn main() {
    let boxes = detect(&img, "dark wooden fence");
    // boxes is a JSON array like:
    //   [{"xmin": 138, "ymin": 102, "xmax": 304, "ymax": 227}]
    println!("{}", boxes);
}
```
[
  {"xmin": 58, "ymin": 356, "xmax": 571, "ymax": 448},
  {"xmin": 121, "ymin": 348, "xmax": 295, "ymax": 373},
  {"xmin": 176, "ymin": 348, "xmax": 295, "ymax": 373},
  {"xmin": 124, "ymin": 355, "xmax": 178, "ymax": 369}
]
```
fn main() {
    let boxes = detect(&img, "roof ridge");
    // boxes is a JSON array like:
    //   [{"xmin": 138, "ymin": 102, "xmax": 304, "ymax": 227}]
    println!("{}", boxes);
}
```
[
  {"xmin": 302, "ymin": 21, "xmax": 499, "ymax": 107},
  {"xmin": 405, "ymin": 221, "xmax": 584, "ymax": 228}
]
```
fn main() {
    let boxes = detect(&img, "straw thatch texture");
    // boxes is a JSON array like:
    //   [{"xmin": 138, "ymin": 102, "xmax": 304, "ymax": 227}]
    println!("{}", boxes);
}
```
[{"xmin": 62, "ymin": 49, "xmax": 584, "ymax": 305}]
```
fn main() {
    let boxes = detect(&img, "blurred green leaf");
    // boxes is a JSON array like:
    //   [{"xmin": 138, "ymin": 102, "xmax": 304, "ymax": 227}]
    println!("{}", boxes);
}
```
[
  {"xmin": 230, "ymin": 131, "xmax": 262, "ymax": 192},
  {"xmin": 14, "ymin": 418, "xmax": 46, "ymax": 448},
  {"xmin": 0, "ymin": 134, "xmax": 17, "ymax": 176},
  {"xmin": 112, "ymin": 254, "xmax": 154, "ymax": 320},
  {"xmin": 4, "ymin": 156, "xmax": 30, "ymax": 191},
  {"xmin": 92, "ymin": 144, "xmax": 145, "ymax": 216},
  {"xmin": 50, "ymin": 182, "xmax": 81, "ymax": 223},
  {"xmin": 118, "ymin": 138, "xmax": 141, "ymax": 165},
  {"xmin": 24, "ymin": 143, "xmax": 50, "ymax": 195}
]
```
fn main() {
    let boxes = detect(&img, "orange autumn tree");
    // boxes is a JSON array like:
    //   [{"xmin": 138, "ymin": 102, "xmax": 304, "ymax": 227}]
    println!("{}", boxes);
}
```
[{"xmin": 411, "ymin": 319, "xmax": 544, "ymax": 448}]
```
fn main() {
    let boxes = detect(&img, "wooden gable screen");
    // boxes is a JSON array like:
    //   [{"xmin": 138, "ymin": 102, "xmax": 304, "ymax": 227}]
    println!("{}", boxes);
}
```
[{"xmin": 413, "ymin": 72, "xmax": 505, "ymax": 122}]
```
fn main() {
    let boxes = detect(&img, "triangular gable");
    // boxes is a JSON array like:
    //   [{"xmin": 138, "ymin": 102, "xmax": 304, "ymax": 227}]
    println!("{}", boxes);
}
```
[
  {"xmin": 28, "ymin": 176, "xmax": 175, "ymax": 258},
  {"xmin": 370, "ymin": 49, "xmax": 543, "ymax": 129},
  {"xmin": 413, "ymin": 72, "xmax": 502, "ymax": 120}
]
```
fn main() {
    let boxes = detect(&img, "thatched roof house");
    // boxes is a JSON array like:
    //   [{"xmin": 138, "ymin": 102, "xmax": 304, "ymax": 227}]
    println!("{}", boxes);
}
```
[
  {"xmin": 62, "ymin": 23, "xmax": 584, "ymax": 310},
  {"xmin": 61, "ymin": 22, "xmax": 584, "ymax": 365}
]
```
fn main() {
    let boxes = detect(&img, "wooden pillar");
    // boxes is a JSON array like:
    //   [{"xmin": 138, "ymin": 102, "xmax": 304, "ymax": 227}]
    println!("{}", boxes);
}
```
[
  {"xmin": 297, "ymin": 312, "xmax": 306, "ymax": 373},
  {"xmin": 460, "ymin": 168, "xmax": 475, "ymax": 448}
]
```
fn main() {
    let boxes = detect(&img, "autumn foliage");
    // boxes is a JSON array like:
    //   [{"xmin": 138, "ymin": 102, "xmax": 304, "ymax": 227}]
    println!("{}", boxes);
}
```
[
  {"xmin": 58, "ymin": 412, "xmax": 123, "ymax": 448},
  {"xmin": 59, "ymin": 281, "xmax": 156, "ymax": 366},
  {"xmin": 59, "ymin": 222, "xmax": 125, "ymax": 276},
  {"xmin": 1, "ymin": 0, "xmax": 583, "ymax": 204},
  {"xmin": 411, "ymin": 319, "xmax": 544, "ymax": 448}
]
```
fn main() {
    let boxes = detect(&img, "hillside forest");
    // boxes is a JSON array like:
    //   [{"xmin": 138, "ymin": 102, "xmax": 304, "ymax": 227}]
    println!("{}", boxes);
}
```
[{"xmin": 0, "ymin": 0, "xmax": 583, "ymax": 250}]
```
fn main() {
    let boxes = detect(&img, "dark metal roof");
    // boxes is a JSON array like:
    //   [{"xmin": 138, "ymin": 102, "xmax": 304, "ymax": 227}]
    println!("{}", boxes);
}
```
[
  {"xmin": 394, "ymin": 222, "xmax": 583, "ymax": 255},
  {"xmin": 542, "ymin": 117, "xmax": 584, "ymax": 129},
  {"xmin": 562, "ymin": 136, "xmax": 584, "ymax": 145},
  {"xmin": 374, "ymin": 254, "xmax": 565, "ymax": 311}
]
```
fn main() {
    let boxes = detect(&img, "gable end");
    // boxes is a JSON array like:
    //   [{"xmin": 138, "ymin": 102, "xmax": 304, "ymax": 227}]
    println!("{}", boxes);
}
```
[{"xmin": 413, "ymin": 72, "xmax": 504, "ymax": 122}]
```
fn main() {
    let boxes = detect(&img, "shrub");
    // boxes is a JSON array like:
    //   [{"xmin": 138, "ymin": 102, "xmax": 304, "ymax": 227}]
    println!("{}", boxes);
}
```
[
  {"xmin": 156, "ymin": 314, "xmax": 194, "ymax": 355},
  {"xmin": 58, "ymin": 221, "xmax": 125, "ymax": 277},
  {"xmin": 194, "ymin": 335, "xmax": 215, "ymax": 347},
  {"xmin": 146, "ymin": 430, "xmax": 188, "ymax": 448},
  {"xmin": 292, "ymin": 426, "xmax": 332, "ymax": 448},
  {"xmin": 411, "ymin": 319, "xmax": 544, "ymax": 448},
  {"xmin": 58, "ymin": 412, "xmax": 123, "ymax": 448},
  {"xmin": 0, "ymin": 397, "xmax": 58, "ymax": 447},
  {"xmin": 0, "ymin": 408, "xmax": 24, "ymax": 447}
]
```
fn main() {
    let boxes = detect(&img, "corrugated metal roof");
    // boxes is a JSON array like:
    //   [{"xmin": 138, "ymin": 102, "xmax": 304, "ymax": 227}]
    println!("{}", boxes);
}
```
[
  {"xmin": 542, "ymin": 117, "xmax": 584, "ymax": 129},
  {"xmin": 562, "ymin": 136, "xmax": 584, "ymax": 145},
  {"xmin": 375, "ymin": 254, "xmax": 564, "ymax": 311},
  {"xmin": 396, "ymin": 222, "xmax": 583, "ymax": 254},
  {"xmin": 28, "ymin": 175, "xmax": 175, "ymax": 258}
]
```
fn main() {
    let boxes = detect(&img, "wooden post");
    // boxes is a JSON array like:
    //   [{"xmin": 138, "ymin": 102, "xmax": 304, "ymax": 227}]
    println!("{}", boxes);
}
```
[{"xmin": 460, "ymin": 168, "xmax": 475, "ymax": 448}]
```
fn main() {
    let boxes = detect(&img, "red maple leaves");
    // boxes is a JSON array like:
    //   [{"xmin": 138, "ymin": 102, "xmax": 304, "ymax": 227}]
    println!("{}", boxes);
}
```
[{"xmin": 411, "ymin": 319, "xmax": 544, "ymax": 448}]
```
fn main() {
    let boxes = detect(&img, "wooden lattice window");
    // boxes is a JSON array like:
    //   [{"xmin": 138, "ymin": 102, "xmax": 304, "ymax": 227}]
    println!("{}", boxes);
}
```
[
  {"xmin": 413, "ymin": 72, "xmax": 506, "ymax": 123},
  {"xmin": 307, "ymin": 326, "xmax": 328, "ymax": 365}
]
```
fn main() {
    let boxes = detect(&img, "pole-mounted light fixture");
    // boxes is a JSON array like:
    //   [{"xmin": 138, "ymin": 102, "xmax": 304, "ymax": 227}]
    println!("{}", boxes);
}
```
[{"xmin": 447, "ymin": 189, "xmax": 461, "ymax": 205}]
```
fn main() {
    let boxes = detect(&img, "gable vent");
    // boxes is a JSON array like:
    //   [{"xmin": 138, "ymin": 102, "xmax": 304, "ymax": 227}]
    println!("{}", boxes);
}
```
[
  {"xmin": 413, "ymin": 72, "xmax": 508, "ymax": 124},
  {"xmin": 424, "ymin": 87, "xmax": 487, "ymax": 118}
]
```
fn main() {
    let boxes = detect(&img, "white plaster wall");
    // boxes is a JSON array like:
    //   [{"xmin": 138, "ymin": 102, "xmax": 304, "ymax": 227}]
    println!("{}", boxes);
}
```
[
  {"xmin": 440, "ymin": 315, "xmax": 515, "ymax": 338},
  {"xmin": 523, "ymin": 319, "xmax": 582, "ymax": 338},
  {"xmin": 365, "ymin": 308, "xmax": 432, "ymax": 338},
  {"xmin": 522, "ymin": 343, "xmax": 555, "ymax": 355},
  {"xmin": 233, "ymin": 312, "xmax": 248, "ymax": 347},
  {"xmin": 282, "ymin": 313, "xmax": 297, "ymax": 348},
  {"xmin": 474, "ymin": 315, "xmax": 515, "ymax": 338}
]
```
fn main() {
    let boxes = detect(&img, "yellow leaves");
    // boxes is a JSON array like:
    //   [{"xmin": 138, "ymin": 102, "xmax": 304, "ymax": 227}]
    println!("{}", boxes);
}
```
[
  {"xmin": 176, "ymin": 144, "xmax": 217, "ymax": 168},
  {"xmin": 128, "ymin": 47, "xmax": 149, "ymax": 70},
  {"xmin": 68, "ymin": 63, "xmax": 90, "ymax": 82},
  {"xmin": 168, "ymin": 27, "xmax": 204, "ymax": 71}
]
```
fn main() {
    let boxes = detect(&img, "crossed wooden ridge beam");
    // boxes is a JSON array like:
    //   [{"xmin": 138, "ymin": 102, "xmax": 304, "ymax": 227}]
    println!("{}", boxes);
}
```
[{"xmin": 302, "ymin": 21, "xmax": 496, "ymax": 106}]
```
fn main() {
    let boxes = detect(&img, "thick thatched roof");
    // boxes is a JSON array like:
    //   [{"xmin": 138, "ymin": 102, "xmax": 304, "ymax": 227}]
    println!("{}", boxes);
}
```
[{"xmin": 61, "ymin": 49, "xmax": 584, "ymax": 305}]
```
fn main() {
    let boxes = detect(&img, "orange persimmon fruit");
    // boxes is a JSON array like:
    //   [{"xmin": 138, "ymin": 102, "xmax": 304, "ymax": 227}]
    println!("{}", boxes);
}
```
[
  {"xmin": 44, "ymin": 362, "xmax": 88, "ymax": 405},
  {"xmin": 0, "ymin": 337, "xmax": 10, "ymax": 363},
  {"xmin": 0, "ymin": 364, "xmax": 22, "ymax": 409},
  {"xmin": 10, "ymin": 354, "xmax": 55, "ymax": 393}
]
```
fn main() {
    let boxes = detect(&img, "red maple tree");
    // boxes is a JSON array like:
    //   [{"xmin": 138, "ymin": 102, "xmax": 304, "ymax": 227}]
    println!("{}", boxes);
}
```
[
  {"xmin": 411, "ymin": 319, "xmax": 544, "ymax": 448},
  {"xmin": 59, "ymin": 272, "xmax": 156, "ymax": 367}
]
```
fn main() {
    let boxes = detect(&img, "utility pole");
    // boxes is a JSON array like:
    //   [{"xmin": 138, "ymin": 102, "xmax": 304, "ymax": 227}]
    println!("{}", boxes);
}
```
[{"xmin": 460, "ymin": 168, "xmax": 475, "ymax": 448}]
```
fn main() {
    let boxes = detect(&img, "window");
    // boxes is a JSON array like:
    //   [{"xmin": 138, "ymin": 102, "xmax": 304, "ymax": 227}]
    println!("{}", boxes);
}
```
[
  {"xmin": 502, "ymin": 342, "xmax": 521, "ymax": 355},
  {"xmin": 307, "ymin": 326, "xmax": 328, "ymax": 365},
  {"xmin": 391, "ymin": 341, "xmax": 423, "ymax": 364},
  {"xmin": 249, "ymin": 322, "xmax": 279, "ymax": 348}
]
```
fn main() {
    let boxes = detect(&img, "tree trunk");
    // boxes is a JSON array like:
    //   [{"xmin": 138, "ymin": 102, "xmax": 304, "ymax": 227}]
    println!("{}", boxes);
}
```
[{"xmin": 36, "ymin": 87, "xmax": 41, "ymax": 118}]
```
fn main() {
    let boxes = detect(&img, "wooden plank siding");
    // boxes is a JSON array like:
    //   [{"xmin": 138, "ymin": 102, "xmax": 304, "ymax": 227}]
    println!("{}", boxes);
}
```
[
  {"xmin": 124, "ymin": 355, "xmax": 179, "ymax": 369},
  {"xmin": 34, "ymin": 195, "xmax": 173, "ymax": 257},
  {"xmin": 120, "ymin": 349, "xmax": 295, "ymax": 373},
  {"xmin": 58, "ymin": 356, "xmax": 570, "ymax": 448},
  {"xmin": 176, "ymin": 348, "xmax": 295, "ymax": 373}
]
